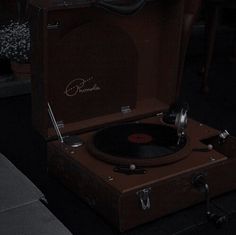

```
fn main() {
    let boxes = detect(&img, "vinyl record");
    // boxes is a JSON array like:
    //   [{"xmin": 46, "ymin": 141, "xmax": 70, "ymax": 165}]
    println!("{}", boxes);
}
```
[{"xmin": 87, "ymin": 123, "xmax": 191, "ymax": 166}]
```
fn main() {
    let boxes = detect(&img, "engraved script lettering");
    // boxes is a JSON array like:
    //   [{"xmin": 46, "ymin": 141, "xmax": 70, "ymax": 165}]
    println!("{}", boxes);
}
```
[{"xmin": 64, "ymin": 76, "xmax": 101, "ymax": 97}]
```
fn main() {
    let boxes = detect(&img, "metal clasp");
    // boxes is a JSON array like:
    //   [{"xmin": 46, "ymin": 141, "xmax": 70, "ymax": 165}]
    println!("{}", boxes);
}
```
[
  {"xmin": 218, "ymin": 130, "xmax": 230, "ymax": 144},
  {"xmin": 121, "ymin": 106, "xmax": 131, "ymax": 114},
  {"xmin": 57, "ymin": 120, "xmax": 64, "ymax": 129},
  {"xmin": 47, "ymin": 22, "xmax": 60, "ymax": 30},
  {"xmin": 136, "ymin": 187, "xmax": 151, "ymax": 210}
]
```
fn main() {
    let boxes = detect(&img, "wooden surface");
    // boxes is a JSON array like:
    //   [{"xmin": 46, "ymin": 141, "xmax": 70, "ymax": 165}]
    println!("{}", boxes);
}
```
[
  {"xmin": 48, "ymin": 117, "xmax": 236, "ymax": 231},
  {"xmin": 30, "ymin": 0, "xmax": 184, "ymax": 138}
]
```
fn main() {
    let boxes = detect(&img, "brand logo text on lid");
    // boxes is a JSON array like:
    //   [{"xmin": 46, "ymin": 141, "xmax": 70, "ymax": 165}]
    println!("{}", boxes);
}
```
[{"xmin": 64, "ymin": 76, "xmax": 101, "ymax": 97}]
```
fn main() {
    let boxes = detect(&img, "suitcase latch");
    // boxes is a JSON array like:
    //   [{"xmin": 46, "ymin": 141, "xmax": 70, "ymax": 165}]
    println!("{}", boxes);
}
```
[{"xmin": 136, "ymin": 187, "xmax": 151, "ymax": 210}]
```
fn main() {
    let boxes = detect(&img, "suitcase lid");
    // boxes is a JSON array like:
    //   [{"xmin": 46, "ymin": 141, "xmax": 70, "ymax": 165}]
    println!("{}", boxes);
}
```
[
  {"xmin": 29, "ymin": 0, "xmax": 95, "ymax": 10},
  {"xmin": 30, "ymin": 0, "xmax": 184, "ymax": 139},
  {"xmin": 30, "ymin": 0, "xmax": 155, "ymax": 10}
]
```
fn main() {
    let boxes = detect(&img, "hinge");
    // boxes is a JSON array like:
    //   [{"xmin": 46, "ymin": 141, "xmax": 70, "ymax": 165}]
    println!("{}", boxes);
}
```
[
  {"xmin": 47, "ymin": 102, "xmax": 83, "ymax": 147},
  {"xmin": 121, "ymin": 106, "xmax": 131, "ymax": 114},
  {"xmin": 57, "ymin": 120, "xmax": 64, "ymax": 129},
  {"xmin": 136, "ymin": 187, "xmax": 151, "ymax": 210}
]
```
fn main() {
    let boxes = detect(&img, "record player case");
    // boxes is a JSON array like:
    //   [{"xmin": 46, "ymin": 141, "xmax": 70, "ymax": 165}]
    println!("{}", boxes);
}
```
[{"xmin": 30, "ymin": 0, "xmax": 236, "ymax": 231}]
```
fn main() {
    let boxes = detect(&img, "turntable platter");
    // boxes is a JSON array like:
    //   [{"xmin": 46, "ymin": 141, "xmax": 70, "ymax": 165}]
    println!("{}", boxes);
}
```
[{"xmin": 87, "ymin": 123, "xmax": 191, "ymax": 166}]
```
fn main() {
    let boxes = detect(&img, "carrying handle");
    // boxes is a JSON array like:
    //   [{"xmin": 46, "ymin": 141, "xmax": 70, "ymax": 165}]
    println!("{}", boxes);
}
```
[{"xmin": 96, "ymin": 0, "xmax": 146, "ymax": 15}]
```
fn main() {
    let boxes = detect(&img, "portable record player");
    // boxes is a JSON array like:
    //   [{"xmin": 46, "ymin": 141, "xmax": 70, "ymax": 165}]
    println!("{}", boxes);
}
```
[{"xmin": 30, "ymin": 0, "xmax": 236, "ymax": 231}]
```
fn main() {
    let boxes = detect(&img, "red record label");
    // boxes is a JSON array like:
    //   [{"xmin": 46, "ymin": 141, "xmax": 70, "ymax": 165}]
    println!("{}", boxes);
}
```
[{"xmin": 128, "ymin": 133, "xmax": 153, "ymax": 144}]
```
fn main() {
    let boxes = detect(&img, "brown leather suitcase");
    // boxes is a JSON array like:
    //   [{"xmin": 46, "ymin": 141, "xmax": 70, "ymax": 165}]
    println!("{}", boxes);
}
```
[
  {"xmin": 29, "ymin": 0, "xmax": 236, "ymax": 231},
  {"xmin": 30, "ymin": 0, "xmax": 184, "ymax": 137}
]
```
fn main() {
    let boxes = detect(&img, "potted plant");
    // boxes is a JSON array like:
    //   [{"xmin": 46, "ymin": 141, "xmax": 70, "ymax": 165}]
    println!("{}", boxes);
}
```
[{"xmin": 0, "ymin": 21, "xmax": 31, "ymax": 80}]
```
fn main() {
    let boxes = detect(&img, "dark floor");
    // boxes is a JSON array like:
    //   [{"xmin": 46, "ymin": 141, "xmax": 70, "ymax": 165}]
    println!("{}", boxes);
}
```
[{"xmin": 0, "ymin": 26, "xmax": 236, "ymax": 235}]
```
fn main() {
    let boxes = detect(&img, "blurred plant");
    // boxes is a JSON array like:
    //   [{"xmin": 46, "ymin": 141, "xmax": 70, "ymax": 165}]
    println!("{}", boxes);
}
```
[{"xmin": 0, "ymin": 21, "xmax": 30, "ymax": 63}]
